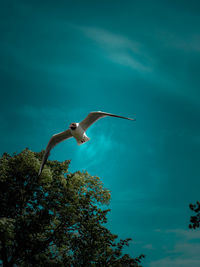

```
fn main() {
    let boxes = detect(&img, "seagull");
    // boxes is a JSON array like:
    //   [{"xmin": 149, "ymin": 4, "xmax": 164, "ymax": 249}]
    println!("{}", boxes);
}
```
[{"xmin": 38, "ymin": 111, "xmax": 135, "ymax": 176}]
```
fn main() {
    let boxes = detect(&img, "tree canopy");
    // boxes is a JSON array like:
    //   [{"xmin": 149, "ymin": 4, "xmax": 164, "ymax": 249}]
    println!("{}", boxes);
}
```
[
  {"xmin": 189, "ymin": 201, "xmax": 200, "ymax": 229},
  {"xmin": 0, "ymin": 149, "xmax": 144, "ymax": 266}
]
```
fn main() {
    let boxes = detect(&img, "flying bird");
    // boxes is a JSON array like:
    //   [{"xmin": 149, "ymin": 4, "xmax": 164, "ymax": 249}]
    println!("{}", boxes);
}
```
[{"xmin": 38, "ymin": 111, "xmax": 135, "ymax": 176}]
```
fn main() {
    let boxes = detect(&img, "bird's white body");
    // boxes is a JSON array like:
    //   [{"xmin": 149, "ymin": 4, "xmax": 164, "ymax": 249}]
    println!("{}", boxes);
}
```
[
  {"xmin": 38, "ymin": 111, "xmax": 135, "ymax": 176},
  {"xmin": 69, "ymin": 123, "xmax": 90, "ymax": 145}
]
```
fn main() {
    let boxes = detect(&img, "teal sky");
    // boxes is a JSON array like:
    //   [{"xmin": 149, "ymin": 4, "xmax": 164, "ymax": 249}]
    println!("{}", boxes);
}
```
[{"xmin": 1, "ymin": 0, "xmax": 200, "ymax": 266}]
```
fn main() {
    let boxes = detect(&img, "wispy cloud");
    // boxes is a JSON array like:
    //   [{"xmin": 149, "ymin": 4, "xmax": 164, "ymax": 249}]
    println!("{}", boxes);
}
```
[
  {"xmin": 166, "ymin": 229, "xmax": 200, "ymax": 240},
  {"xmin": 72, "ymin": 121, "xmax": 126, "ymax": 172},
  {"xmin": 150, "ymin": 258, "xmax": 200, "ymax": 267},
  {"xmin": 74, "ymin": 130, "xmax": 116, "ymax": 170},
  {"xmin": 172, "ymin": 34, "xmax": 200, "ymax": 52},
  {"xmin": 80, "ymin": 27, "xmax": 140, "ymax": 51},
  {"xmin": 150, "ymin": 229, "xmax": 200, "ymax": 267},
  {"xmin": 155, "ymin": 30, "xmax": 200, "ymax": 53},
  {"xmin": 77, "ymin": 26, "xmax": 153, "ymax": 72},
  {"xmin": 143, "ymin": 243, "xmax": 154, "ymax": 250}
]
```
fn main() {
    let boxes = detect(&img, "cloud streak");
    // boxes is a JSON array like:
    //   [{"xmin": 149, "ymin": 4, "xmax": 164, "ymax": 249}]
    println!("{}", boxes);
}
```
[
  {"xmin": 77, "ymin": 26, "xmax": 153, "ymax": 72},
  {"xmin": 150, "ymin": 229, "xmax": 200, "ymax": 267},
  {"xmin": 74, "ymin": 128, "xmax": 118, "ymax": 171}
]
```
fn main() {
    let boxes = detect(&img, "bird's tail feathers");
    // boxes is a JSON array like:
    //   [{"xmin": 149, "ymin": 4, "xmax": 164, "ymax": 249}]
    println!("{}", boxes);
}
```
[{"xmin": 77, "ymin": 135, "xmax": 90, "ymax": 145}]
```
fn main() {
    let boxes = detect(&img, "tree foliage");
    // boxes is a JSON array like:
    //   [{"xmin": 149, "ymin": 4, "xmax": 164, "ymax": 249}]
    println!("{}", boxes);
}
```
[
  {"xmin": 189, "ymin": 201, "xmax": 200, "ymax": 229},
  {"xmin": 0, "ymin": 149, "xmax": 144, "ymax": 266}
]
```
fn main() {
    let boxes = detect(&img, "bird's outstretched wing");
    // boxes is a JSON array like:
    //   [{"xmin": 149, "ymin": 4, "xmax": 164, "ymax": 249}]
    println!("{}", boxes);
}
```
[
  {"xmin": 38, "ymin": 129, "xmax": 72, "ymax": 176},
  {"xmin": 79, "ymin": 111, "xmax": 135, "ymax": 131}
]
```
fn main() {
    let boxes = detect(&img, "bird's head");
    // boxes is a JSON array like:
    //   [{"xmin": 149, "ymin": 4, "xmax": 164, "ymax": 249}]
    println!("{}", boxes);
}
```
[{"xmin": 69, "ymin": 122, "xmax": 77, "ymax": 130}]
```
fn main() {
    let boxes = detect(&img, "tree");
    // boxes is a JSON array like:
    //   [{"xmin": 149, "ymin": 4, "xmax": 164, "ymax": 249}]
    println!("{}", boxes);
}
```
[
  {"xmin": 0, "ymin": 149, "xmax": 144, "ymax": 266},
  {"xmin": 189, "ymin": 202, "xmax": 200, "ymax": 229}
]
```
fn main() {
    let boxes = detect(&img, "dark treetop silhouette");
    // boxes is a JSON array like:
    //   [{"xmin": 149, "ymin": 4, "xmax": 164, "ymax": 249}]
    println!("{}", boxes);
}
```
[
  {"xmin": 0, "ymin": 149, "xmax": 144, "ymax": 266},
  {"xmin": 189, "ymin": 201, "xmax": 200, "ymax": 229}
]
